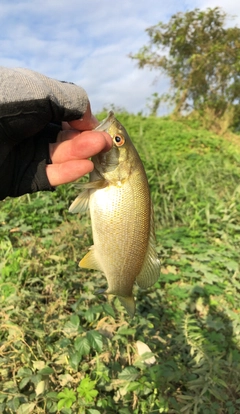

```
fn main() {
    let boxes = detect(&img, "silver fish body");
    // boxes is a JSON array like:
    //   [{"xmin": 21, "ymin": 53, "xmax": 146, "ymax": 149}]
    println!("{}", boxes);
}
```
[{"xmin": 69, "ymin": 111, "xmax": 160, "ymax": 316}]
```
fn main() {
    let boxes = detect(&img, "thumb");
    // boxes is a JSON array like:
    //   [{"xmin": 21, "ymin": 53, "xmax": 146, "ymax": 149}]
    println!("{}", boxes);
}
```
[{"xmin": 68, "ymin": 103, "xmax": 100, "ymax": 131}]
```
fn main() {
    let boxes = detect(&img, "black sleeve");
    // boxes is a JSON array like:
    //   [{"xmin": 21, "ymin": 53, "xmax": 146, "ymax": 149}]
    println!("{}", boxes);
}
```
[
  {"xmin": 0, "ymin": 67, "xmax": 89, "ymax": 200},
  {"xmin": 0, "ymin": 124, "xmax": 61, "ymax": 200}
]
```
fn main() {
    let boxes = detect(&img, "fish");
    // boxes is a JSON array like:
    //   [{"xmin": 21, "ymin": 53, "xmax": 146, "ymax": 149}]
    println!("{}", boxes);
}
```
[{"xmin": 69, "ymin": 111, "xmax": 160, "ymax": 317}]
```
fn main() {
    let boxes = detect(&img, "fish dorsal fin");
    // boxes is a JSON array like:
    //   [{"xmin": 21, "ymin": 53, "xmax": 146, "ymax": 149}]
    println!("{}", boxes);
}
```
[
  {"xmin": 136, "ymin": 205, "xmax": 160, "ymax": 289},
  {"xmin": 69, "ymin": 180, "xmax": 107, "ymax": 214},
  {"xmin": 79, "ymin": 246, "xmax": 103, "ymax": 271}
]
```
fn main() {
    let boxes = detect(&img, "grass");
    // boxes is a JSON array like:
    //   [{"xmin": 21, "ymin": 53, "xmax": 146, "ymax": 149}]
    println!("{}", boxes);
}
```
[{"xmin": 0, "ymin": 112, "xmax": 240, "ymax": 413}]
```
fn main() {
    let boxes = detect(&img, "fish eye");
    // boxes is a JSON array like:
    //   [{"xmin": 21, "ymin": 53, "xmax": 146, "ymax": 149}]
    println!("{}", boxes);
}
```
[{"xmin": 114, "ymin": 135, "xmax": 125, "ymax": 146}]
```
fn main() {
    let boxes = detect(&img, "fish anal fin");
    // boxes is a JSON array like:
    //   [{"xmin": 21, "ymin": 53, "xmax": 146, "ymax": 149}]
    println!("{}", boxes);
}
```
[{"xmin": 79, "ymin": 247, "xmax": 102, "ymax": 271}]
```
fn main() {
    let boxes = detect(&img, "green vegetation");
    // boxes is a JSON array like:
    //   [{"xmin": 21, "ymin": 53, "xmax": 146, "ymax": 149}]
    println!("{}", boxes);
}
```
[{"xmin": 1, "ymin": 112, "xmax": 240, "ymax": 413}]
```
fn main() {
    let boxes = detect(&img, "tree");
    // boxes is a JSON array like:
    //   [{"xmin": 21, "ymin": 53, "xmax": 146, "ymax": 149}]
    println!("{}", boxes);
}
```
[
  {"xmin": 147, "ymin": 93, "xmax": 161, "ymax": 116},
  {"xmin": 130, "ymin": 7, "xmax": 240, "ymax": 131}
]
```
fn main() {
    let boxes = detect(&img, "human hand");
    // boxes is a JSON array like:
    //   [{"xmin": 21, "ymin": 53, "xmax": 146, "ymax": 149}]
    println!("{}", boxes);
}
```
[
  {"xmin": 46, "ymin": 127, "xmax": 112, "ymax": 187},
  {"xmin": 0, "ymin": 67, "xmax": 112, "ymax": 200},
  {"xmin": 46, "ymin": 101, "xmax": 112, "ymax": 186}
]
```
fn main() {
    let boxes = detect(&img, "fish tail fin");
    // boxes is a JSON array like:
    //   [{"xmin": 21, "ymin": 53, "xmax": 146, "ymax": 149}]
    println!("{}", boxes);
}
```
[
  {"xmin": 97, "ymin": 288, "xmax": 136, "ymax": 318},
  {"xmin": 118, "ymin": 295, "xmax": 135, "ymax": 318}
]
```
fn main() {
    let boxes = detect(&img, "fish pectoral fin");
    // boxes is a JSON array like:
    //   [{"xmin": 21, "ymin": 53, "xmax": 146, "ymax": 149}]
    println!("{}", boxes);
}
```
[
  {"xmin": 82, "ymin": 180, "xmax": 107, "ymax": 190},
  {"xmin": 118, "ymin": 296, "xmax": 135, "ymax": 318},
  {"xmin": 69, "ymin": 189, "xmax": 91, "ymax": 214},
  {"xmin": 69, "ymin": 180, "xmax": 107, "ymax": 214},
  {"xmin": 79, "ymin": 247, "xmax": 102, "ymax": 271}
]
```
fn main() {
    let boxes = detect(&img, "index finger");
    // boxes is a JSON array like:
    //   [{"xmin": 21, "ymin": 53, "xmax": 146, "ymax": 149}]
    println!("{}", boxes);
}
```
[{"xmin": 50, "ymin": 130, "xmax": 112, "ymax": 164}]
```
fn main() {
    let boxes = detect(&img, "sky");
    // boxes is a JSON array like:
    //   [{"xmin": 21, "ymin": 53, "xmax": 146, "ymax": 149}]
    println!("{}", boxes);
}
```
[{"xmin": 0, "ymin": 0, "xmax": 240, "ymax": 115}]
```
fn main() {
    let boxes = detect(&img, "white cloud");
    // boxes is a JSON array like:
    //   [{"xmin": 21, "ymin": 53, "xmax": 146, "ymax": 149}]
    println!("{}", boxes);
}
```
[{"xmin": 0, "ymin": 0, "xmax": 239, "ymax": 114}]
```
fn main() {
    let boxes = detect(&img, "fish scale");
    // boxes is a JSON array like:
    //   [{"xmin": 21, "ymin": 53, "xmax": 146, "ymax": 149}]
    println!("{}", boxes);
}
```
[
  {"xmin": 69, "ymin": 111, "xmax": 160, "ymax": 317},
  {"xmin": 90, "ymin": 179, "xmax": 150, "ymax": 290}
]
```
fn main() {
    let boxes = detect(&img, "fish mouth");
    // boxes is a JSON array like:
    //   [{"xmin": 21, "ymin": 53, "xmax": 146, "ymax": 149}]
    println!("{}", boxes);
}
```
[{"xmin": 95, "ymin": 111, "xmax": 115, "ymax": 132}]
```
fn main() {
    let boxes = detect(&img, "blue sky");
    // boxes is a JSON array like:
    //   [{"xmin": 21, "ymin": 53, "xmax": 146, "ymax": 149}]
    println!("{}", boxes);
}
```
[{"xmin": 0, "ymin": 0, "xmax": 239, "ymax": 115}]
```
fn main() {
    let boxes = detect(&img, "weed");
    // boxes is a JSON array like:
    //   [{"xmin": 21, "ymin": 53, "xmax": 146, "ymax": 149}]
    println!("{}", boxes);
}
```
[{"xmin": 1, "ymin": 114, "xmax": 240, "ymax": 413}]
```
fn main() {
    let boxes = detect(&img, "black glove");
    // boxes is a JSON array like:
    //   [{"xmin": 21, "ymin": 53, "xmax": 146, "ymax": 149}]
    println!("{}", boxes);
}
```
[{"xmin": 0, "ymin": 67, "xmax": 89, "ymax": 200}]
